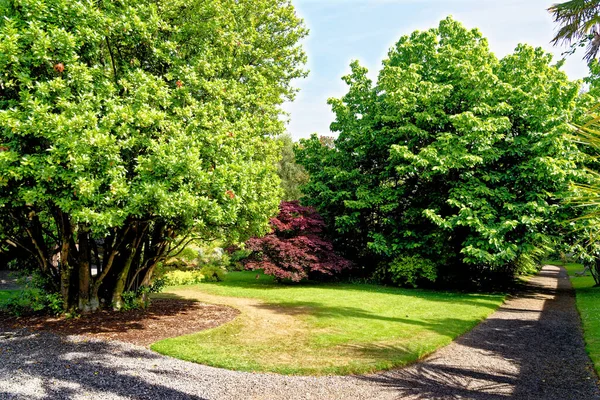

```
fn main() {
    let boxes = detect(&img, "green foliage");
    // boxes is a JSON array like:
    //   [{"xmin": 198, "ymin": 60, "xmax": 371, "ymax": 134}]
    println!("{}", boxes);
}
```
[
  {"xmin": 0, "ymin": 269, "xmax": 64, "ymax": 316},
  {"xmin": 559, "ymin": 70, "xmax": 600, "ymax": 277},
  {"xmin": 199, "ymin": 265, "xmax": 226, "ymax": 282},
  {"xmin": 0, "ymin": 0, "xmax": 307, "ymax": 311},
  {"xmin": 388, "ymin": 256, "xmax": 437, "ymax": 288},
  {"xmin": 277, "ymin": 134, "xmax": 309, "ymax": 201},
  {"xmin": 120, "ymin": 290, "xmax": 145, "ymax": 311},
  {"xmin": 0, "ymin": 289, "xmax": 64, "ymax": 316},
  {"xmin": 226, "ymin": 247, "xmax": 252, "ymax": 271},
  {"xmin": 163, "ymin": 269, "xmax": 205, "ymax": 286},
  {"xmin": 297, "ymin": 17, "xmax": 587, "ymax": 286},
  {"xmin": 197, "ymin": 245, "xmax": 230, "ymax": 269},
  {"xmin": 118, "ymin": 280, "xmax": 164, "ymax": 311},
  {"xmin": 0, "ymin": 270, "xmax": 64, "ymax": 316},
  {"xmin": 147, "ymin": 276, "xmax": 167, "ymax": 294},
  {"xmin": 174, "ymin": 247, "xmax": 200, "ymax": 264}
]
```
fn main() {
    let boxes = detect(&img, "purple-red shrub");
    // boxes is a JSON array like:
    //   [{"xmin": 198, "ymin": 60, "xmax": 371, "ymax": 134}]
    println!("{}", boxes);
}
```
[{"xmin": 244, "ymin": 201, "xmax": 351, "ymax": 282}]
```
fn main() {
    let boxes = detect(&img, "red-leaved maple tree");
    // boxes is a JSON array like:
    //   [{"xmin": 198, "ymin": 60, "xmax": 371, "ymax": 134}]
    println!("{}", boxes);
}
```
[{"xmin": 244, "ymin": 201, "xmax": 351, "ymax": 281}]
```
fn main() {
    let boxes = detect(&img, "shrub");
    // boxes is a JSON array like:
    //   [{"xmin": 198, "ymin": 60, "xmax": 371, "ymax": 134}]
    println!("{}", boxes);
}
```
[
  {"xmin": 162, "ymin": 270, "xmax": 206, "ymax": 286},
  {"xmin": 120, "ymin": 291, "xmax": 147, "ymax": 311},
  {"xmin": 244, "ymin": 201, "xmax": 351, "ymax": 282},
  {"xmin": 388, "ymin": 256, "xmax": 438, "ymax": 288},
  {"xmin": 225, "ymin": 246, "xmax": 252, "ymax": 271},
  {"xmin": 197, "ymin": 246, "xmax": 231, "ymax": 270},
  {"xmin": 1, "ymin": 289, "xmax": 64, "ymax": 316},
  {"xmin": 0, "ymin": 270, "xmax": 64, "ymax": 316},
  {"xmin": 199, "ymin": 266, "xmax": 226, "ymax": 282},
  {"xmin": 176, "ymin": 247, "xmax": 200, "ymax": 263},
  {"xmin": 118, "ymin": 280, "xmax": 164, "ymax": 311},
  {"xmin": 164, "ymin": 246, "xmax": 200, "ymax": 269}
]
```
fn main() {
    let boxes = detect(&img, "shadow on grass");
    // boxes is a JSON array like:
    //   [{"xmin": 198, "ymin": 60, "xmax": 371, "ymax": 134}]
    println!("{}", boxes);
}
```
[
  {"xmin": 191, "ymin": 271, "xmax": 505, "ymax": 312},
  {"xmin": 353, "ymin": 266, "xmax": 600, "ymax": 400},
  {"xmin": 253, "ymin": 301, "xmax": 484, "ymax": 339},
  {"xmin": 0, "ymin": 329, "xmax": 207, "ymax": 399}
]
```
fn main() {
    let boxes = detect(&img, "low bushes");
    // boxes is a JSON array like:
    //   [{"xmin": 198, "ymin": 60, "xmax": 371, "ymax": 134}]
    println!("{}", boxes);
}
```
[
  {"xmin": 162, "ymin": 270, "xmax": 206, "ymax": 286},
  {"xmin": 0, "ymin": 271, "xmax": 63, "ymax": 316},
  {"xmin": 388, "ymin": 256, "xmax": 438, "ymax": 288},
  {"xmin": 160, "ymin": 266, "xmax": 226, "ymax": 286},
  {"xmin": 199, "ymin": 266, "xmax": 226, "ymax": 282},
  {"xmin": 0, "ymin": 289, "xmax": 63, "ymax": 316}
]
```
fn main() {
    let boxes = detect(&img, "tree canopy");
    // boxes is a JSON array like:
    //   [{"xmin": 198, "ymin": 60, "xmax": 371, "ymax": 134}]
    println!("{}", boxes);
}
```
[
  {"xmin": 0, "ymin": 0, "xmax": 307, "ymax": 311},
  {"xmin": 297, "ymin": 17, "xmax": 588, "ymax": 286}
]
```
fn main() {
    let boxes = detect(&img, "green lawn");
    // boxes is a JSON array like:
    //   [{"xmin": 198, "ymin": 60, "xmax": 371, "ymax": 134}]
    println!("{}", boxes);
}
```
[
  {"xmin": 550, "ymin": 260, "xmax": 600, "ymax": 375},
  {"xmin": 151, "ymin": 271, "xmax": 505, "ymax": 375}
]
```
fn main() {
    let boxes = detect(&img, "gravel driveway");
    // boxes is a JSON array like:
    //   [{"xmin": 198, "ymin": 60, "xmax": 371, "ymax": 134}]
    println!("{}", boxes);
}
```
[
  {"xmin": 0, "ymin": 271, "xmax": 19, "ymax": 290},
  {"xmin": 0, "ymin": 265, "xmax": 598, "ymax": 400}
]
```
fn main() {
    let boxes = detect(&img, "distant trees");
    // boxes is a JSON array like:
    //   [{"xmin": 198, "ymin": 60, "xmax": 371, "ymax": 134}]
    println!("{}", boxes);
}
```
[
  {"xmin": 296, "ymin": 18, "xmax": 588, "ymax": 286},
  {"xmin": 277, "ymin": 134, "xmax": 308, "ymax": 201},
  {"xmin": 244, "ymin": 201, "xmax": 351, "ymax": 282},
  {"xmin": 0, "ymin": 0, "xmax": 307, "ymax": 311}
]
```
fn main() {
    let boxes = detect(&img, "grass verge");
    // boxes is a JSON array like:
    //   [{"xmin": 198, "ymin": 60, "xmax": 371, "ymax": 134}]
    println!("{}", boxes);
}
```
[
  {"xmin": 549, "ymin": 260, "xmax": 600, "ymax": 375},
  {"xmin": 151, "ymin": 271, "xmax": 504, "ymax": 375}
]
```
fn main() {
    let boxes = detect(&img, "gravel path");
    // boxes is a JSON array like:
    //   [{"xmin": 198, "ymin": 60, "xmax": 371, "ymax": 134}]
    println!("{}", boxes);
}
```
[
  {"xmin": 0, "ymin": 271, "xmax": 19, "ymax": 290},
  {"xmin": 362, "ymin": 265, "xmax": 600, "ymax": 399},
  {"xmin": 0, "ymin": 265, "xmax": 598, "ymax": 399}
]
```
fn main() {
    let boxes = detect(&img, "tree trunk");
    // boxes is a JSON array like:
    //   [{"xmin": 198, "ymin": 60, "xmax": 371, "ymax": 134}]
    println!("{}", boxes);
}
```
[
  {"xmin": 15, "ymin": 209, "xmax": 173, "ymax": 313},
  {"xmin": 56, "ymin": 210, "xmax": 76, "ymax": 311},
  {"xmin": 591, "ymin": 257, "xmax": 600, "ymax": 286},
  {"xmin": 77, "ymin": 229, "xmax": 99, "ymax": 312},
  {"xmin": 60, "ymin": 234, "xmax": 73, "ymax": 312},
  {"xmin": 111, "ymin": 224, "xmax": 146, "ymax": 310}
]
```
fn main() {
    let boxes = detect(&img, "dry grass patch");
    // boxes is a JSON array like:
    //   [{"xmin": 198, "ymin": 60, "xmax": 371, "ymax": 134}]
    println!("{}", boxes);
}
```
[{"xmin": 151, "ymin": 272, "xmax": 505, "ymax": 375}]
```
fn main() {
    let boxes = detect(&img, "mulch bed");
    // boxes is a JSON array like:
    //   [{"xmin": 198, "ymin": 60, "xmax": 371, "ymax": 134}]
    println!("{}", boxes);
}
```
[{"xmin": 0, "ymin": 299, "xmax": 239, "ymax": 347}]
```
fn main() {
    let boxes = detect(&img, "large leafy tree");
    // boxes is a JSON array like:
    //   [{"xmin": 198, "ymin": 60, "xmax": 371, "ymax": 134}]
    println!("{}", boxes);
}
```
[
  {"xmin": 549, "ymin": 0, "xmax": 600, "ymax": 62},
  {"xmin": 297, "ymin": 18, "xmax": 587, "ymax": 286},
  {"xmin": 0, "ymin": 0, "xmax": 307, "ymax": 311}
]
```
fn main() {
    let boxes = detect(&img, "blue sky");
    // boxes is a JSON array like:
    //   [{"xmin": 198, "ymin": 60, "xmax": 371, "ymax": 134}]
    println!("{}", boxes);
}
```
[{"xmin": 284, "ymin": 0, "xmax": 590, "ymax": 140}]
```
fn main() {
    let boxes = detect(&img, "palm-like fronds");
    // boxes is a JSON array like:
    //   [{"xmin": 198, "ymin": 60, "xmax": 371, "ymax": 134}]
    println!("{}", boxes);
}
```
[
  {"xmin": 569, "ymin": 107, "xmax": 600, "ymax": 217},
  {"xmin": 549, "ymin": 0, "xmax": 600, "ymax": 61}
]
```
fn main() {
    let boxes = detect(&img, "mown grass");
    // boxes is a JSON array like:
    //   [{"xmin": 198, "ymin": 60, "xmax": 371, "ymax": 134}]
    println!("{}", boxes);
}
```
[
  {"xmin": 151, "ymin": 271, "xmax": 505, "ymax": 375},
  {"xmin": 549, "ymin": 260, "xmax": 600, "ymax": 375}
]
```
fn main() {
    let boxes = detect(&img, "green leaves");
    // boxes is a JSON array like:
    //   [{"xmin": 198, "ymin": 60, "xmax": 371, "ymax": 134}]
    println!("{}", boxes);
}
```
[
  {"xmin": 298, "ymin": 17, "xmax": 586, "ymax": 285},
  {"xmin": 0, "ymin": 0, "xmax": 307, "ymax": 239}
]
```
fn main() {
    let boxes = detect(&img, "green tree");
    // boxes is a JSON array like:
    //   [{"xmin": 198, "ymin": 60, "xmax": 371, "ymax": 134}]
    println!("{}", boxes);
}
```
[
  {"xmin": 549, "ymin": 0, "xmax": 600, "ymax": 62},
  {"xmin": 0, "ymin": 0, "xmax": 307, "ymax": 311},
  {"xmin": 277, "ymin": 134, "xmax": 308, "ymax": 201},
  {"xmin": 297, "ymin": 18, "xmax": 587, "ymax": 286}
]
